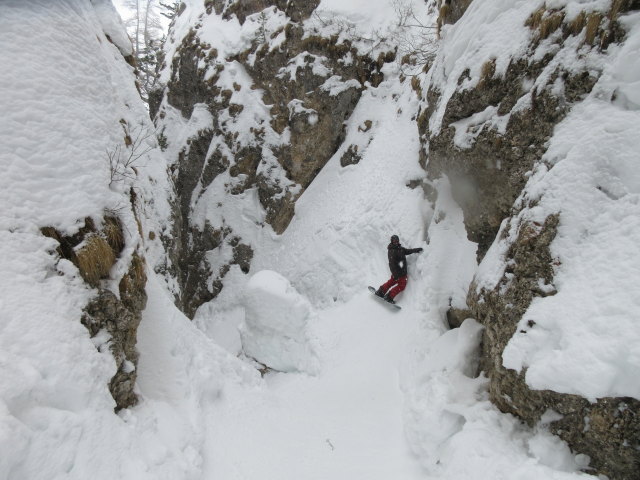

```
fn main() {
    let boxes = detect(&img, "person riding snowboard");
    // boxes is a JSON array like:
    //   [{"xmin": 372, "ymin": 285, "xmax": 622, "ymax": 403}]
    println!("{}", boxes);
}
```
[{"xmin": 375, "ymin": 235, "xmax": 423, "ymax": 304}]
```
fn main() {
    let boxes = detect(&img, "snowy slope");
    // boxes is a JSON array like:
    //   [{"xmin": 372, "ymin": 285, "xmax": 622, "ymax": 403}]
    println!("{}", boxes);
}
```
[
  {"xmin": 252, "ymin": 69, "xmax": 429, "ymax": 305},
  {"xmin": 2, "ymin": 0, "xmax": 636, "ymax": 479},
  {"xmin": 198, "ymin": 70, "xmax": 594, "ymax": 480},
  {"xmin": 163, "ymin": 0, "xmax": 605, "ymax": 478},
  {"xmin": 186, "ymin": 0, "xmax": 598, "ymax": 472},
  {"xmin": 0, "ymin": 1, "xmax": 256, "ymax": 479},
  {"xmin": 204, "ymin": 294, "xmax": 428, "ymax": 480}
]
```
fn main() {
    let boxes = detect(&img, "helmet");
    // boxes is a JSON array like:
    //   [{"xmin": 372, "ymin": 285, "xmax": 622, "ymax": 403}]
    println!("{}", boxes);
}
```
[{"xmin": 390, "ymin": 235, "xmax": 400, "ymax": 244}]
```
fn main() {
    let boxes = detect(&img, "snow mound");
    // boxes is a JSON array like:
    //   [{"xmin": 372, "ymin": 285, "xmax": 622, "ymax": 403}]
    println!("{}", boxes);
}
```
[
  {"xmin": 403, "ymin": 319, "xmax": 486, "ymax": 462},
  {"xmin": 241, "ymin": 270, "xmax": 319, "ymax": 373},
  {"xmin": 403, "ymin": 319, "xmax": 592, "ymax": 478}
]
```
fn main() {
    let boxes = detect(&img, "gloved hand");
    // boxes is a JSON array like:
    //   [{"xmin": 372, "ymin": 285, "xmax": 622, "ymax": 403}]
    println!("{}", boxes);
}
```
[{"xmin": 417, "ymin": 248, "xmax": 424, "ymax": 253}]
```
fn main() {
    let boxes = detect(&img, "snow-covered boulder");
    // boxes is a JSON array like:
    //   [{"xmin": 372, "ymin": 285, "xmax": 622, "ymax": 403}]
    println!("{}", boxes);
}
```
[{"xmin": 240, "ymin": 270, "xmax": 317, "ymax": 373}]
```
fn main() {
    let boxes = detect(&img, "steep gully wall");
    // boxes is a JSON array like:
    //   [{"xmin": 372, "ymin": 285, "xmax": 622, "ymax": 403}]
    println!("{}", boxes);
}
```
[{"xmin": 423, "ymin": 1, "xmax": 639, "ymax": 479}]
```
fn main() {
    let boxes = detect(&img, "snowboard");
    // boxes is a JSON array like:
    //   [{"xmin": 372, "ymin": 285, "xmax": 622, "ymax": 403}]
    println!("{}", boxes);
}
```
[{"xmin": 368, "ymin": 286, "xmax": 401, "ymax": 310}]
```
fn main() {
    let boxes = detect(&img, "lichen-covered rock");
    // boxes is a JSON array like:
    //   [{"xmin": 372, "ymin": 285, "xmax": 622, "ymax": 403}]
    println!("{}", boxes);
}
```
[
  {"xmin": 165, "ymin": 30, "xmax": 219, "ymax": 119},
  {"xmin": 469, "ymin": 214, "xmax": 560, "ymax": 386},
  {"xmin": 213, "ymin": 0, "xmax": 321, "ymax": 24},
  {"xmin": 82, "ymin": 284, "xmax": 146, "ymax": 411},
  {"xmin": 445, "ymin": 305, "xmax": 472, "ymax": 329},
  {"xmin": 437, "ymin": 0, "xmax": 473, "ymax": 29},
  {"xmin": 340, "ymin": 144, "xmax": 361, "ymax": 167},
  {"xmin": 422, "ymin": 0, "xmax": 635, "ymax": 260}
]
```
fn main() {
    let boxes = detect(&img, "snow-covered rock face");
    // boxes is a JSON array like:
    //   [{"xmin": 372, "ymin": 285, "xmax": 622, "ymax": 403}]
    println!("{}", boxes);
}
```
[
  {"xmin": 152, "ymin": 0, "xmax": 401, "ymax": 316},
  {"xmin": 420, "ymin": 1, "xmax": 640, "ymax": 478},
  {"xmin": 4, "ymin": 0, "xmax": 640, "ymax": 477},
  {"xmin": 423, "ymin": 0, "xmax": 604, "ymax": 260},
  {"xmin": 0, "ymin": 0, "xmax": 158, "ymax": 415}
]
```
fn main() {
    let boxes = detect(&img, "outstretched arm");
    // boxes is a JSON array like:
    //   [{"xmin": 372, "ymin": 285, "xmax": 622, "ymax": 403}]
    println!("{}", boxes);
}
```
[{"xmin": 405, "ymin": 247, "xmax": 423, "ymax": 255}]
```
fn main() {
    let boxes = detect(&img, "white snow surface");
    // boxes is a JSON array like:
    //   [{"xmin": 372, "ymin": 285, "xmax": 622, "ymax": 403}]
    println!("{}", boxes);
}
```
[
  {"xmin": 251, "ymin": 73, "xmax": 428, "ymax": 306},
  {"xmin": 0, "ymin": 1, "xmax": 253, "ymax": 479},
  {"xmin": 91, "ymin": 0, "xmax": 133, "ymax": 56},
  {"xmin": 2, "ymin": 0, "xmax": 637, "ymax": 480},
  {"xmin": 193, "ymin": 59, "xmax": 592, "ymax": 480}
]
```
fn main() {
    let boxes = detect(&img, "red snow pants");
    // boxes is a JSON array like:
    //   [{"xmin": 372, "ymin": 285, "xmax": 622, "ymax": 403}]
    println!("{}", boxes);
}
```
[{"xmin": 379, "ymin": 275, "xmax": 408, "ymax": 299}]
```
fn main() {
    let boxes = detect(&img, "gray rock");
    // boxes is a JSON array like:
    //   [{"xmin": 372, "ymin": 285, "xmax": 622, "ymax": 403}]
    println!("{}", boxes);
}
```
[
  {"xmin": 340, "ymin": 144, "xmax": 361, "ymax": 167},
  {"xmin": 468, "ymin": 214, "xmax": 640, "ymax": 480},
  {"xmin": 425, "ymin": 58, "xmax": 596, "ymax": 261},
  {"xmin": 438, "ymin": 0, "xmax": 473, "ymax": 27},
  {"xmin": 422, "ymin": 3, "xmax": 640, "ymax": 477},
  {"xmin": 43, "ymin": 216, "xmax": 147, "ymax": 411},
  {"xmin": 157, "ymin": 3, "xmax": 395, "ymax": 316}
]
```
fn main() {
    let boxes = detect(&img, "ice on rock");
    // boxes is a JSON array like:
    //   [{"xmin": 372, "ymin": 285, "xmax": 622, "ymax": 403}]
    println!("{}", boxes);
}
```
[{"xmin": 240, "ymin": 270, "xmax": 318, "ymax": 373}]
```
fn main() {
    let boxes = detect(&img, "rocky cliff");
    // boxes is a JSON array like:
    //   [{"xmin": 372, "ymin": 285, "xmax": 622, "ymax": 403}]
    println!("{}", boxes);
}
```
[
  {"xmin": 421, "ymin": 1, "xmax": 640, "ymax": 478},
  {"xmin": 152, "ymin": 0, "xmax": 399, "ymax": 317}
]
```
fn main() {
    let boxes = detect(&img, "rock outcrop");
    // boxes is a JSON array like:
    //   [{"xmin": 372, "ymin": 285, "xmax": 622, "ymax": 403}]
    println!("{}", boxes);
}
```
[
  {"xmin": 147, "ymin": 0, "xmax": 639, "ymax": 476},
  {"xmin": 422, "ymin": 43, "xmax": 599, "ymax": 260},
  {"xmin": 468, "ymin": 211, "xmax": 640, "ymax": 480},
  {"xmin": 437, "ymin": 0, "xmax": 472, "ymax": 31},
  {"xmin": 42, "ymin": 213, "xmax": 147, "ymax": 411},
  {"xmin": 153, "ymin": 0, "xmax": 396, "ymax": 317},
  {"xmin": 421, "ymin": 1, "xmax": 640, "ymax": 478}
]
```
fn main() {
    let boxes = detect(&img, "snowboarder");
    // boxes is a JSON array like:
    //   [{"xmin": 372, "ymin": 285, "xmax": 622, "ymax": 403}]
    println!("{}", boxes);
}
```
[{"xmin": 375, "ymin": 235, "xmax": 423, "ymax": 304}]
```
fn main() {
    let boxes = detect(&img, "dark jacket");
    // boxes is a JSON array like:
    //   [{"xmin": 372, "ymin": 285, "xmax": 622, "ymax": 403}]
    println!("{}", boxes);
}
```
[{"xmin": 388, "ymin": 243, "xmax": 422, "ymax": 278}]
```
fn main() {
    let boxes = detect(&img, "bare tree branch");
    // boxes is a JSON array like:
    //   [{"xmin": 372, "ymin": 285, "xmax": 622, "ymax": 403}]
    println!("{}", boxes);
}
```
[
  {"xmin": 107, "ymin": 122, "xmax": 155, "ymax": 187},
  {"xmin": 392, "ymin": 0, "xmax": 439, "ymax": 76}
]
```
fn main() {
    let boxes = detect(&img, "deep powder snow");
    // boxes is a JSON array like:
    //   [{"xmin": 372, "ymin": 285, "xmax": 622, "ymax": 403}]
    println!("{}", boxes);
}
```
[{"xmin": 1, "ymin": 0, "xmax": 638, "ymax": 479}]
